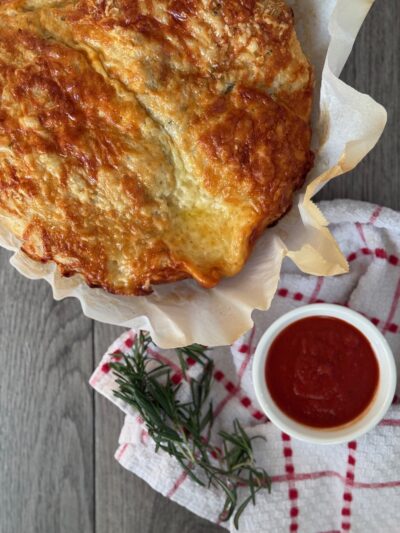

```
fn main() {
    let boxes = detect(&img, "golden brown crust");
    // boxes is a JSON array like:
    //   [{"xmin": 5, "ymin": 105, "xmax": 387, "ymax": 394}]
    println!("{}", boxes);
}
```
[{"xmin": 0, "ymin": 0, "xmax": 313, "ymax": 295}]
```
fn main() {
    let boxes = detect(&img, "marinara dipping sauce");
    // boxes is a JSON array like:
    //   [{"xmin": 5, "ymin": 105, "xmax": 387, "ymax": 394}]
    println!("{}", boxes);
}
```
[{"xmin": 265, "ymin": 316, "xmax": 380, "ymax": 429}]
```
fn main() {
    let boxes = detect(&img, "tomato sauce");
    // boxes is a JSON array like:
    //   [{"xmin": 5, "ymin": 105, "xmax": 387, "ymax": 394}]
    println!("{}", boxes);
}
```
[{"xmin": 265, "ymin": 316, "xmax": 379, "ymax": 428}]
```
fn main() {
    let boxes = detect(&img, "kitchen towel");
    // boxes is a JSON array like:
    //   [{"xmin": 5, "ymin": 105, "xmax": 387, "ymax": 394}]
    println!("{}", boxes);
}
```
[{"xmin": 90, "ymin": 200, "xmax": 400, "ymax": 533}]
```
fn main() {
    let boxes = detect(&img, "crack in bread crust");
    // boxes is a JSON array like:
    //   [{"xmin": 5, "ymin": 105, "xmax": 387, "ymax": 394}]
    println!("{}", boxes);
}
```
[{"xmin": 0, "ymin": 0, "xmax": 313, "ymax": 295}]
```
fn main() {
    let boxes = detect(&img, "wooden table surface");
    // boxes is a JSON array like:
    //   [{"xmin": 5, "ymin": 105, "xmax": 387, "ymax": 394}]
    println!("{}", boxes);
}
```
[{"xmin": 1, "ymin": 3, "xmax": 399, "ymax": 532}]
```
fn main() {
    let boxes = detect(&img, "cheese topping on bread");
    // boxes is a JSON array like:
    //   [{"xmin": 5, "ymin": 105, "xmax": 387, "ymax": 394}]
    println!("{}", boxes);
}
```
[{"xmin": 0, "ymin": 0, "xmax": 313, "ymax": 294}]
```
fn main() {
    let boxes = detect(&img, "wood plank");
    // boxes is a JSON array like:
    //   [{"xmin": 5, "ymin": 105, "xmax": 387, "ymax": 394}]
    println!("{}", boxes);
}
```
[
  {"xmin": 2, "ymin": 3, "xmax": 398, "ymax": 533},
  {"xmin": 94, "ymin": 323, "xmax": 223, "ymax": 533},
  {"xmin": 318, "ymin": 0, "xmax": 400, "ymax": 210},
  {"xmin": 0, "ymin": 248, "xmax": 94, "ymax": 533}
]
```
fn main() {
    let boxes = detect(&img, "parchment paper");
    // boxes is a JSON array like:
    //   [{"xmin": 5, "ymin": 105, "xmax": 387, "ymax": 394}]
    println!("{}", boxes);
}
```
[{"xmin": 0, "ymin": 0, "xmax": 387, "ymax": 348}]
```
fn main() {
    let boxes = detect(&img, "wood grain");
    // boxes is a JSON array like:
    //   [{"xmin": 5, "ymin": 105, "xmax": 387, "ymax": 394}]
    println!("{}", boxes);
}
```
[
  {"xmin": 0, "ymin": 249, "xmax": 94, "ymax": 533},
  {"xmin": 1, "ymin": 2, "xmax": 399, "ymax": 533},
  {"xmin": 318, "ymin": 1, "xmax": 400, "ymax": 210}
]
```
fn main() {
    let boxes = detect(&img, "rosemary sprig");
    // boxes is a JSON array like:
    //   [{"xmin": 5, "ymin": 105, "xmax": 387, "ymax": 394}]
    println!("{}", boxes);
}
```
[{"xmin": 110, "ymin": 331, "xmax": 271, "ymax": 529}]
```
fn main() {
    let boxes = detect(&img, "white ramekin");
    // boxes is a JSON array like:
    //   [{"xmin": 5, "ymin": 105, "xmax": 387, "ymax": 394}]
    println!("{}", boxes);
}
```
[{"xmin": 252, "ymin": 304, "xmax": 397, "ymax": 445}]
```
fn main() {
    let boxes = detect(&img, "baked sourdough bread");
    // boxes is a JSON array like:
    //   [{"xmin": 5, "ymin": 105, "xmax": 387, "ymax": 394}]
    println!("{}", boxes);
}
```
[{"xmin": 0, "ymin": 0, "xmax": 313, "ymax": 294}]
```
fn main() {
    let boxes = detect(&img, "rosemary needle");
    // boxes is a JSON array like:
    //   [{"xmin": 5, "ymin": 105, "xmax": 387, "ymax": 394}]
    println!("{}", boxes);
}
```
[{"xmin": 110, "ymin": 331, "xmax": 271, "ymax": 529}]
